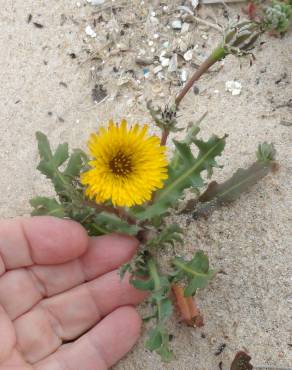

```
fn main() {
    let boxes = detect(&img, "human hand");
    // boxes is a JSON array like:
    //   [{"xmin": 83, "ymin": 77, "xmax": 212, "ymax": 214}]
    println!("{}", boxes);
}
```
[{"xmin": 0, "ymin": 216, "xmax": 146, "ymax": 370}]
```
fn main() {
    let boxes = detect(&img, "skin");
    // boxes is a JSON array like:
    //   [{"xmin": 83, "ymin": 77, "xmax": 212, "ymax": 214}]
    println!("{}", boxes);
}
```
[{"xmin": 0, "ymin": 216, "xmax": 146, "ymax": 370}]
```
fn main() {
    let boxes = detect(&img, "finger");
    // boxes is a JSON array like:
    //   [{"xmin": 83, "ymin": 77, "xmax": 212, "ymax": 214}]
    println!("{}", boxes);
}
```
[
  {"xmin": 0, "ymin": 349, "xmax": 32, "ymax": 370},
  {"xmin": 35, "ymin": 306, "xmax": 141, "ymax": 370},
  {"xmin": 0, "ymin": 305, "xmax": 16, "ymax": 363},
  {"xmin": 28, "ymin": 233, "xmax": 139, "ymax": 297},
  {"xmin": 14, "ymin": 271, "xmax": 146, "ymax": 363},
  {"xmin": 0, "ymin": 216, "xmax": 88, "ymax": 271},
  {"xmin": 0, "ymin": 234, "xmax": 138, "ymax": 320}
]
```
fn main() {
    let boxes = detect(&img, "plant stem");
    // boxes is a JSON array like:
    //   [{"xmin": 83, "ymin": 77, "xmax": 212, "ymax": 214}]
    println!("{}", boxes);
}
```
[
  {"xmin": 161, "ymin": 129, "xmax": 169, "ymax": 146},
  {"xmin": 172, "ymin": 283, "xmax": 203, "ymax": 327},
  {"xmin": 175, "ymin": 46, "xmax": 226, "ymax": 107},
  {"xmin": 148, "ymin": 258, "xmax": 163, "ymax": 320},
  {"xmin": 84, "ymin": 200, "xmax": 137, "ymax": 225}
]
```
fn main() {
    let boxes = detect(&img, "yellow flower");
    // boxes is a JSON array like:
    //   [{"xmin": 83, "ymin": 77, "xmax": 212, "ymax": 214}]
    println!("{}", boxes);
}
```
[{"xmin": 81, "ymin": 119, "xmax": 168, "ymax": 207}]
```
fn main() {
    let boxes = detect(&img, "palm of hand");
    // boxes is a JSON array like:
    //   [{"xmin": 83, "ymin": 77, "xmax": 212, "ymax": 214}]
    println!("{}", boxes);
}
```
[{"xmin": 0, "ymin": 217, "xmax": 144, "ymax": 370}]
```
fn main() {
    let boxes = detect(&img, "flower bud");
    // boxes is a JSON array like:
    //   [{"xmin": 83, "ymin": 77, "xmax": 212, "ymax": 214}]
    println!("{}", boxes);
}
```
[{"xmin": 223, "ymin": 20, "xmax": 263, "ymax": 57}]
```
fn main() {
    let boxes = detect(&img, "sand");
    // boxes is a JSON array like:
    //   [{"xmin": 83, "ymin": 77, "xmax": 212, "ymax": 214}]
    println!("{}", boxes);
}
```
[{"xmin": 1, "ymin": 1, "xmax": 291, "ymax": 369}]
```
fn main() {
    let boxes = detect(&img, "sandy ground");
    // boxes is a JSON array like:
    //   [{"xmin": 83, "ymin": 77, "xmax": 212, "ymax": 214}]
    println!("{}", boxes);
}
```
[{"xmin": 1, "ymin": 0, "xmax": 292, "ymax": 369}]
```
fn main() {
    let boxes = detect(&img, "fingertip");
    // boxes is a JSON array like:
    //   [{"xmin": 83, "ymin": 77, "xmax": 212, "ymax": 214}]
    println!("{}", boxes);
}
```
[
  {"xmin": 22, "ymin": 216, "xmax": 88, "ymax": 264},
  {"xmin": 106, "ymin": 233, "xmax": 140, "ymax": 251},
  {"xmin": 90, "ymin": 305, "xmax": 142, "ymax": 368},
  {"xmin": 117, "ymin": 305, "xmax": 142, "ymax": 338},
  {"xmin": 42, "ymin": 306, "xmax": 143, "ymax": 370}
]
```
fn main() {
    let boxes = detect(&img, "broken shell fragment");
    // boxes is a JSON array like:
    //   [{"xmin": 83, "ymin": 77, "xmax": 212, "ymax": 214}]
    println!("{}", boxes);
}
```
[
  {"xmin": 172, "ymin": 19, "xmax": 182, "ymax": 30},
  {"xmin": 184, "ymin": 49, "xmax": 193, "ymax": 61}
]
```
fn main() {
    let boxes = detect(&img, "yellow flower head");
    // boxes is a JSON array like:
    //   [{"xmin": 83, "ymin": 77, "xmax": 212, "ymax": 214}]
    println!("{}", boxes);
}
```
[{"xmin": 81, "ymin": 120, "xmax": 168, "ymax": 207}]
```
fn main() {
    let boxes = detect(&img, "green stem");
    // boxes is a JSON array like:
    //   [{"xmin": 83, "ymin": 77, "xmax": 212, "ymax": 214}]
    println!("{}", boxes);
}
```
[
  {"xmin": 175, "ymin": 46, "xmax": 226, "ymax": 107},
  {"xmin": 148, "ymin": 258, "xmax": 162, "ymax": 320}
]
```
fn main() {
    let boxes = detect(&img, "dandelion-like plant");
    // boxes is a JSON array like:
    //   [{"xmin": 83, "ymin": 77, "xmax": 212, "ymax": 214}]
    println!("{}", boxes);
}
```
[
  {"xmin": 31, "ymin": 18, "xmax": 279, "ymax": 360},
  {"xmin": 81, "ymin": 120, "xmax": 168, "ymax": 207}
]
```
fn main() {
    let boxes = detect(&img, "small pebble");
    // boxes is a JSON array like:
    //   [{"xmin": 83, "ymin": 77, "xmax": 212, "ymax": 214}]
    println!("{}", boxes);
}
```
[
  {"xmin": 143, "ymin": 68, "xmax": 150, "ymax": 78},
  {"xmin": 88, "ymin": 0, "xmax": 105, "ymax": 4},
  {"xmin": 225, "ymin": 80, "xmax": 242, "ymax": 96},
  {"xmin": 171, "ymin": 19, "xmax": 182, "ymax": 30},
  {"xmin": 160, "ymin": 57, "xmax": 170, "ymax": 67},
  {"xmin": 181, "ymin": 69, "xmax": 188, "ymax": 82},
  {"xmin": 193, "ymin": 86, "xmax": 200, "ymax": 95},
  {"xmin": 150, "ymin": 16, "xmax": 159, "ymax": 25},
  {"xmin": 181, "ymin": 22, "xmax": 190, "ymax": 34},
  {"xmin": 153, "ymin": 65, "xmax": 163, "ymax": 74},
  {"xmin": 85, "ymin": 25, "xmax": 97, "ymax": 38},
  {"xmin": 168, "ymin": 54, "xmax": 178, "ymax": 72},
  {"xmin": 135, "ymin": 56, "xmax": 154, "ymax": 65},
  {"xmin": 184, "ymin": 49, "xmax": 193, "ymax": 61}
]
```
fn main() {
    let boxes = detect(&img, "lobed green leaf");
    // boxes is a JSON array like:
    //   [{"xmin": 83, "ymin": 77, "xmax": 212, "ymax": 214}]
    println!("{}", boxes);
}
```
[
  {"xmin": 93, "ymin": 212, "xmax": 140, "ymax": 236},
  {"xmin": 172, "ymin": 251, "xmax": 215, "ymax": 297},
  {"xmin": 145, "ymin": 224, "xmax": 183, "ymax": 249},
  {"xmin": 186, "ymin": 142, "xmax": 277, "ymax": 218},
  {"xmin": 133, "ymin": 135, "xmax": 227, "ymax": 220},
  {"xmin": 30, "ymin": 197, "xmax": 66, "ymax": 218}
]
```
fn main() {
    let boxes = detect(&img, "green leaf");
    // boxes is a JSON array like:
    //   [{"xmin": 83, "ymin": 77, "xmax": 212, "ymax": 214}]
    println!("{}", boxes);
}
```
[
  {"xmin": 146, "ymin": 327, "xmax": 163, "ymax": 351},
  {"xmin": 172, "ymin": 251, "xmax": 214, "ymax": 297},
  {"xmin": 64, "ymin": 149, "xmax": 88, "ymax": 178},
  {"xmin": 133, "ymin": 135, "xmax": 226, "ymax": 220},
  {"xmin": 119, "ymin": 262, "xmax": 131, "ymax": 279},
  {"xmin": 157, "ymin": 344, "xmax": 174, "ymax": 362},
  {"xmin": 54, "ymin": 143, "xmax": 69, "ymax": 167},
  {"xmin": 139, "ymin": 257, "xmax": 174, "ymax": 360},
  {"xmin": 145, "ymin": 326, "xmax": 173, "ymax": 361},
  {"xmin": 30, "ymin": 197, "xmax": 66, "ymax": 217},
  {"xmin": 36, "ymin": 131, "xmax": 53, "ymax": 161},
  {"xmin": 265, "ymin": 1, "xmax": 292, "ymax": 33},
  {"xmin": 130, "ymin": 278, "xmax": 154, "ymax": 291},
  {"xmin": 256, "ymin": 142, "xmax": 276, "ymax": 162},
  {"xmin": 35, "ymin": 132, "xmax": 70, "ymax": 190},
  {"xmin": 185, "ymin": 142, "xmax": 277, "ymax": 218},
  {"xmin": 93, "ymin": 212, "xmax": 140, "ymax": 236},
  {"xmin": 160, "ymin": 298, "xmax": 173, "ymax": 319},
  {"xmin": 146, "ymin": 224, "xmax": 183, "ymax": 249},
  {"xmin": 184, "ymin": 275, "xmax": 211, "ymax": 297},
  {"xmin": 170, "ymin": 112, "xmax": 207, "ymax": 169},
  {"xmin": 35, "ymin": 132, "xmax": 87, "ymax": 193}
]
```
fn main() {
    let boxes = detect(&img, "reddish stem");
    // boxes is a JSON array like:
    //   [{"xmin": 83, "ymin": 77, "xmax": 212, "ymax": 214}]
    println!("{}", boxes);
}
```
[
  {"xmin": 160, "ymin": 129, "xmax": 169, "ymax": 146},
  {"xmin": 175, "ymin": 46, "xmax": 226, "ymax": 107},
  {"xmin": 85, "ymin": 200, "xmax": 137, "ymax": 225}
]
